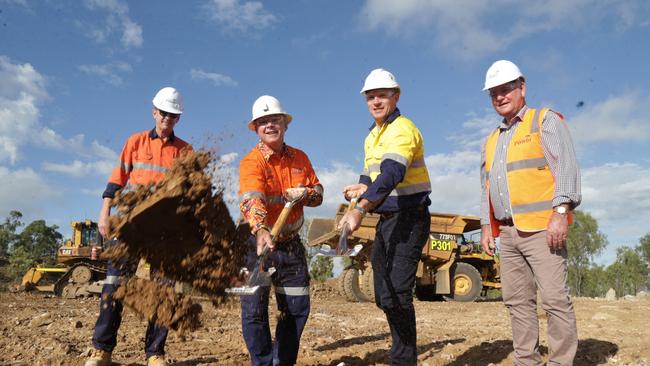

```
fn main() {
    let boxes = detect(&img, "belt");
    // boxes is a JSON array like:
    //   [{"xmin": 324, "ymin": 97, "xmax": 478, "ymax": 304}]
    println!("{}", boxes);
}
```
[
  {"xmin": 379, "ymin": 205, "xmax": 427, "ymax": 219},
  {"xmin": 500, "ymin": 218, "xmax": 514, "ymax": 226}
]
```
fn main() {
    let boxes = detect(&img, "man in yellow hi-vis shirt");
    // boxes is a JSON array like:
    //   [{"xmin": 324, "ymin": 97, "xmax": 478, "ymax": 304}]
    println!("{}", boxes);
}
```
[{"xmin": 338, "ymin": 68, "xmax": 431, "ymax": 365}]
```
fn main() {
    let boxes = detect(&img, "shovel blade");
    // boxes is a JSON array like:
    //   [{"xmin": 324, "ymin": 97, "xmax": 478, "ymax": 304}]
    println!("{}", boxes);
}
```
[
  {"xmin": 225, "ymin": 285, "xmax": 261, "ymax": 295},
  {"xmin": 314, "ymin": 244, "xmax": 337, "ymax": 257}
]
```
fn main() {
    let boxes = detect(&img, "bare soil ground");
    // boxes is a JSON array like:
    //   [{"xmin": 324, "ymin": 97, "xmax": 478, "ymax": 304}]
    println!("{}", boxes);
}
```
[{"xmin": 1, "ymin": 285, "xmax": 648, "ymax": 366}]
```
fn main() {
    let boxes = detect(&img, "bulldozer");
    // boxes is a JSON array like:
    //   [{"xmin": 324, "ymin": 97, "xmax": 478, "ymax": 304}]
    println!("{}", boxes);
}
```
[
  {"xmin": 20, "ymin": 220, "xmax": 107, "ymax": 298},
  {"xmin": 307, "ymin": 203, "xmax": 501, "ymax": 303}
]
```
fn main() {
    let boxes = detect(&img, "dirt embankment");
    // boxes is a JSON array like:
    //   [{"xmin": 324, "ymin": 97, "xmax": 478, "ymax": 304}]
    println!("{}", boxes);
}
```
[{"xmin": 1, "ymin": 287, "xmax": 649, "ymax": 365}]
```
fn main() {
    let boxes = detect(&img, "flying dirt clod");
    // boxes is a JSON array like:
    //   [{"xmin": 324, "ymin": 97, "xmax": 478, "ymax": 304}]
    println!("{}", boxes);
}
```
[{"xmin": 102, "ymin": 150, "xmax": 248, "ymax": 333}]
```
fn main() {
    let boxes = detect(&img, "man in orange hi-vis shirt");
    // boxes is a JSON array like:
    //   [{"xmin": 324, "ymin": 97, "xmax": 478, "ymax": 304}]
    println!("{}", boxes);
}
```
[
  {"xmin": 238, "ymin": 95, "xmax": 323, "ymax": 366},
  {"xmin": 85, "ymin": 87, "xmax": 191, "ymax": 366}
]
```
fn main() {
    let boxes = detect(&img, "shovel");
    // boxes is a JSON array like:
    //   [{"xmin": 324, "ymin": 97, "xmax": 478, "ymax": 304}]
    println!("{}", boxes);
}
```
[
  {"xmin": 226, "ymin": 188, "xmax": 306, "ymax": 295},
  {"xmin": 314, "ymin": 198, "xmax": 363, "ymax": 257}
]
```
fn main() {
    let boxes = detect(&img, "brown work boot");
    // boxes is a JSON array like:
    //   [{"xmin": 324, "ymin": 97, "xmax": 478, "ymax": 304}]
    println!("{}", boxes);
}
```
[
  {"xmin": 147, "ymin": 355, "xmax": 168, "ymax": 366},
  {"xmin": 84, "ymin": 349, "xmax": 111, "ymax": 366}
]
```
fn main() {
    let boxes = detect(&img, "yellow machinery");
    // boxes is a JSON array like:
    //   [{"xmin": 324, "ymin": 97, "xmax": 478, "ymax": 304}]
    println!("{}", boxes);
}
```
[
  {"xmin": 20, "ymin": 220, "xmax": 107, "ymax": 298},
  {"xmin": 308, "ymin": 204, "xmax": 501, "ymax": 302}
]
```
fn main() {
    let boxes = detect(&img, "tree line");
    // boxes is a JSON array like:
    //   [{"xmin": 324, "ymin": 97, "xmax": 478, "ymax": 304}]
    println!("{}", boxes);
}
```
[{"xmin": 1, "ymin": 209, "xmax": 648, "ymax": 297}]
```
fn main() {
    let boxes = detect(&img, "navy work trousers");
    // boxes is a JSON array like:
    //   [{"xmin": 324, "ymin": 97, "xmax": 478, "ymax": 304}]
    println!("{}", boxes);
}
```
[
  {"xmin": 91, "ymin": 261, "xmax": 168, "ymax": 357},
  {"xmin": 240, "ymin": 236, "xmax": 310, "ymax": 366},
  {"xmin": 372, "ymin": 206, "xmax": 430, "ymax": 365}
]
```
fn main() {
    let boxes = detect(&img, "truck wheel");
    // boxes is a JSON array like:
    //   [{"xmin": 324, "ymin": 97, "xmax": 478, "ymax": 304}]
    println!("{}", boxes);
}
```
[
  {"xmin": 443, "ymin": 262, "xmax": 483, "ymax": 302},
  {"xmin": 414, "ymin": 285, "xmax": 441, "ymax": 301},
  {"xmin": 360, "ymin": 265, "xmax": 375, "ymax": 301},
  {"xmin": 339, "ymin": 268, "xmax": 368, "ymax": 302}
]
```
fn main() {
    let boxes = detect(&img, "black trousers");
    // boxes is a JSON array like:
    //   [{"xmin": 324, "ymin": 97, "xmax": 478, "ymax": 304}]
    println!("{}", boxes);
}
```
[{"xmin": 371, "ymin": 206, "xmax": 430, "ymax": 365}]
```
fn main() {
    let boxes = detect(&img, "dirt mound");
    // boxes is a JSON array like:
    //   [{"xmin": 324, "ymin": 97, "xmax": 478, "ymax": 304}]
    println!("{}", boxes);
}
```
[{"xmin": 102, "ymin": 150, "xmax": 248, "ymax": 333}]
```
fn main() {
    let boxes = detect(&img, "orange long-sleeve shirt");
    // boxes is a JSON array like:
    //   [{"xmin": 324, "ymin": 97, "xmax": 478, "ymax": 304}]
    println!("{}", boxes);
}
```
[{"xmin": 239, "ymin": 143, "xmax": 323, "ymax": 239}]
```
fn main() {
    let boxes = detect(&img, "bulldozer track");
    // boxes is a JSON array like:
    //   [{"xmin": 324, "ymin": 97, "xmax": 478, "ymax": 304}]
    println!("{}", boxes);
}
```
[{"xmin": 53, "ymin": 261, "xmax": 107, "ymax": 297}]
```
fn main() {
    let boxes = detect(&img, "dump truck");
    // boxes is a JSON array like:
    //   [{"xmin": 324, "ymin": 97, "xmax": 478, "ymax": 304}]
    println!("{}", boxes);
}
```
[
  {"xmin": 307, "ymin": 203, "xmax": 501, "ymax": 302},
  {"xmin": 20, "ymin": 220, "xmax": 107, "ymax": 298}
]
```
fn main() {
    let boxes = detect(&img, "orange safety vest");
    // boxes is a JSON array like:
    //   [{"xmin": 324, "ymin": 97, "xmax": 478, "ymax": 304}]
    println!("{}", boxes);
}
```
[
  {"xmin": 239, "ymin": 144, "xmax": 321, "ymax": 238},
  {"xmin": 108, "ymin": 129, "xmax": 192, "ymax": 187},
  {"xmin": 484, "ymin": 108, "xmax": 571, "ymax": 236}
]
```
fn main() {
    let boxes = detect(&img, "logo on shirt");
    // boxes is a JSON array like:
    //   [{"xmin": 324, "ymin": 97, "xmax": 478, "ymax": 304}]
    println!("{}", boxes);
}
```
[{"xmin": 513, "ymin": 135, "xmax": 532, "ymax": 146}]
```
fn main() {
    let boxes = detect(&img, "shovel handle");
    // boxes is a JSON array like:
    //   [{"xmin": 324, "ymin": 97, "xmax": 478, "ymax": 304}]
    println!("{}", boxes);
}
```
[{"xmin": 347, "ymin": 197, "xmax": 358, "ymax": 212}]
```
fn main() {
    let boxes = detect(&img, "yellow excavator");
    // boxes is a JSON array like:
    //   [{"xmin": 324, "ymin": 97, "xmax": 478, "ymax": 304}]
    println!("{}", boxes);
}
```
[{"xmin": 20, "ymin": 220, "xmax": 107, "ymax": 298}]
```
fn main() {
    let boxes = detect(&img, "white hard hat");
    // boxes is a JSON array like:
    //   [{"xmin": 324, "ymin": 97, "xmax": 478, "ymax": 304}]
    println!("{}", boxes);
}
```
[
  {"xmin": 248, "ymin": 95, "xmax": 293, "ymax": 131},
  {"xmin": 483, "ymin": 60, "xmax": 524, "ymax": 91},
  {"xmin": 152, "ymin": 87, "xmax": 183, "ymax": 114},
  {"xmin": 360, "ymin": 68, "xmax": 400, "ymax": 94}
]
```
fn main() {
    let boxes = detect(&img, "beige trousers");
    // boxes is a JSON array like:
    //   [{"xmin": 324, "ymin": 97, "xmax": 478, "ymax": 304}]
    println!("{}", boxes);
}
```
[{"xmin": 499, "ymin": 225, "xmax": 578, "ymax": 366}]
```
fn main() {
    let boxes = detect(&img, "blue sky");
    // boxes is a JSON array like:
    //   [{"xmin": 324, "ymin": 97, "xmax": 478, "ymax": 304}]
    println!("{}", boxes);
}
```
[{"xmin": 1, "ymin": 0, "xmax": 649, "ymax": 265}]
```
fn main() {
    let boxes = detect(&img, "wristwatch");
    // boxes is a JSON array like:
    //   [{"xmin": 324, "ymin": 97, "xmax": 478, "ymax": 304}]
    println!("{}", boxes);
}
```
[
  {"xmin": 354, "ymin": 206, "xmax": 368, "ymax": 216},
  {"xmin": 553, "ymin": 206, "xmax": 569, "ymax": 215}
]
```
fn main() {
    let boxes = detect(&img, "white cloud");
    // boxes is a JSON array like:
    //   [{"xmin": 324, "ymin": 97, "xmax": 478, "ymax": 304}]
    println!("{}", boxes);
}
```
[
  {"xmin": 204, "ymin": 0, "xmax": 277, "ymax": 32},
  {"xmin": 0, "ymin": 166, "xmax": 59, "ymax": 216},
  {"xmin": 359, "ymin": 0, "xmax": 650, "ymax": 59},
  {"xmin": 425, "ymin": 151, "xmax": 481, "ymax": 216},
  {"xmin": 309, "ymin": 161, "xmax": 361, "ymax": 217},
  {"xmin": 78, "ymin": 62, "xmax": 133, "ymax": 86},
  {"xmin": 42, "ymin": 159, "xmax": 114, "ymax": 177},
  {"xmin": 580, "ymin": 162, "xmax": 650, "ymax": 263},
  {"xmin": 82, "ymin": 0, "xmax": 143, "ymax": 48},
  {"xmin": 190, "ymin": 68, "xmax": 239, "ymax": 87},
  {"xmin": 570, "ymin": 92, "xmax": 650, "ymax": 145},
  {"xmin": 0, "ymin": 55, "xmax": 48, "ymax": 164}
]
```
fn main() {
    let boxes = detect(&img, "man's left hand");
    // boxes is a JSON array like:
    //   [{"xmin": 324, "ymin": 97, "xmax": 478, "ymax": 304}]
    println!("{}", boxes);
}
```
[
  {"xmin": 546, "ymin": 212, "xmax": 569, "ymax": 250},
  {"xmin": 337, "ymin": 209, "xmax": 364, "ymax": 232}
]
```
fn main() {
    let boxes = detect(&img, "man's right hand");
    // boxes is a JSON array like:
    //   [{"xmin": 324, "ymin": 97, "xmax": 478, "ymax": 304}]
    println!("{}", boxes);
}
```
[
  {"xmin": 342, "ymin": 184, "xmax": 368, "ymax": 201},
  {"xmin": 480, "ymin": 225, "xmax": 496, "ymax": 256},
  {"xmin": 255, "ymin": 228, "xmax": 274, "ymax": 256},
  {"xmin": 98, "ymin": 197, "xmax": 112, "ymax": 239}
]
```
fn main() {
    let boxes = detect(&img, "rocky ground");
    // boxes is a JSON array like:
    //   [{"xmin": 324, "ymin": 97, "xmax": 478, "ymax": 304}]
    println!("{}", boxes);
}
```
[{"xmin": 1, "ymin": 283, "xmax": 648, "ymax": 366}]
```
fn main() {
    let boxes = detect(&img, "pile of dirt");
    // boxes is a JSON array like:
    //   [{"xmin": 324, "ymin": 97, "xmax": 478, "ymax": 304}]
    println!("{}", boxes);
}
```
[{"xmin": 102, "ymin": 150, "xmax": 248, "ymax": 333}]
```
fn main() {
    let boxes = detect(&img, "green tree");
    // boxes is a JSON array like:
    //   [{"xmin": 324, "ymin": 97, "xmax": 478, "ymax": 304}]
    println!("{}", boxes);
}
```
[
  {"xmin": 566, "ymin": 210, "xmax": 607, "ymax": 296},
  {"xmin": 13, "ymin": 220, "xmax": 63, "ymax": 264},
  {"xmin": 0, "ymin": 211, "xmax": 23, "ymax": 257},
  {"xmin": 580, "ymin": 264, "xmax": 610, "ymax": 297},
  {"xmin": 310, "ymin": 255, "xmax": 334, "ymax": 282},
  {"xmin": 639, "ymin": 233, "xmax": 650, "ymax": 264},
  {"xmin": 2, "ymin": 246, "xmax": 34, "ymax": 286},
  {"xmin": 607, "ymin": 246, "xmax": 648, "ymax": 296}
]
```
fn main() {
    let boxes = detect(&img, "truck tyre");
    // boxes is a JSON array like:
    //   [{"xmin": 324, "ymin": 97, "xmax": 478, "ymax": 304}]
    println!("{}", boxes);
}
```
[
  {"xmin": 443, "ymin": 262, "xmax": 483, "ymax": 302},
  {"xmin": 360, "ymin": 265, "xmax": 375, "ymax": 301},
  {"xmin": 339, "ymin": 268, "xmax": 368, "ymax": 302},
  {"xmin": 414, "ymin": 285, "xmax": 441, "ymax": 301}
]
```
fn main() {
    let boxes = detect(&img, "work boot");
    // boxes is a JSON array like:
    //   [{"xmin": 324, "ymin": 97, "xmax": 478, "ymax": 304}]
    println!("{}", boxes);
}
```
[
  {"xmin": 147, "ymin": 355, "xmax": 168, "ymax": 366},
  {"xmin": 84, "ymin": 349, "xmax": 111, "ymax": 366}
]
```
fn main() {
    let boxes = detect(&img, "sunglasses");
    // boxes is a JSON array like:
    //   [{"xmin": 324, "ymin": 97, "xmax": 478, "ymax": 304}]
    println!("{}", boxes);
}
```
[
  {"xmin": 489, "ymin": 80, "xmax": 521, "ymax": 98},
  {"xmin": 158, "ymin": 109, "xmax": 180, "ymax": 119}
]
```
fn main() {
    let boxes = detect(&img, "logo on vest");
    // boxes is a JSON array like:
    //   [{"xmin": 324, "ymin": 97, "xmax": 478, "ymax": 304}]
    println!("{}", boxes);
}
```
[{"xmin": 513, "ymin": 135, "xmax": 532, "ymax": 146}]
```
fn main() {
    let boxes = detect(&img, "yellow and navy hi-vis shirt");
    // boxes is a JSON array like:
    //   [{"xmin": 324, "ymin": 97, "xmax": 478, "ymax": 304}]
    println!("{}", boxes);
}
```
[{"xmin": 359, "ymin": 108, "xmax": 431, "ymax": 213}]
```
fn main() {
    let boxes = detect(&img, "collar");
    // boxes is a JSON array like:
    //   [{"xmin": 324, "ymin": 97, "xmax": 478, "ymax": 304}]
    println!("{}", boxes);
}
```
[
  {"xmin": 499, "ymin": 105, "xmax": 528, "ymax": 131},
  {"xmin": 368, "ymin": 107, "xmax": 401, "ymax": 131},
  {"xmin": 257, "ymin": 142, "xmax": 294, "ymax": 161},
  {"xmin": 149, "ymin": 128, "xmax": 176, "ymax": 142}
]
